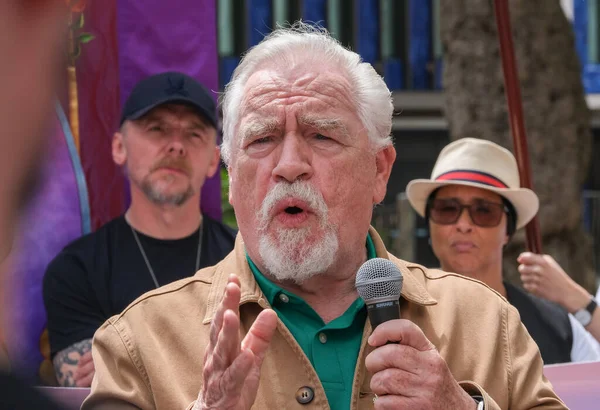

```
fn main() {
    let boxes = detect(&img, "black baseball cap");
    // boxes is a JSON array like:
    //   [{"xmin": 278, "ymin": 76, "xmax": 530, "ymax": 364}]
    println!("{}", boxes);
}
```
[{"xmin": 119, "ymin": 71, "xmax": 217, "ymax": 127}]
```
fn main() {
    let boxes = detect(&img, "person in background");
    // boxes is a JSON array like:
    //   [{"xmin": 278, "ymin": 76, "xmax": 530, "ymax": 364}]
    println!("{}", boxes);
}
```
[
  {"xmin": 43, "ymin": 72, "xmax": 236, "ymax": 387},
  {"xmin": 83, "ymin": 24, "xmax": 565, "ymax": 409},
  {"xmin": 518, "ymin": 251, "xmax": 600, "ymax": 344},
  {"xmin": 406, "ymin": 137, "xmax": 600, "ymax": 365},
  {"xmin": 0, "ymin": 0, "xmax": 67, "ymax": 408}
]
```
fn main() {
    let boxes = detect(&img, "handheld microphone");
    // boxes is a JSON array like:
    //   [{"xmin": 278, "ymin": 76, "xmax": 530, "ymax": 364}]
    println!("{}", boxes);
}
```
[{"xmin": 355, "ymin": 258, "xmax": 404, "ymax": 329}]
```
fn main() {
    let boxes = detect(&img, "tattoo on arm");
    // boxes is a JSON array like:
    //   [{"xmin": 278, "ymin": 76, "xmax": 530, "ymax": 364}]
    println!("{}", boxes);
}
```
[{"xmin": 52, "ymin": 338, "xmax": 92, "ymax": 387}]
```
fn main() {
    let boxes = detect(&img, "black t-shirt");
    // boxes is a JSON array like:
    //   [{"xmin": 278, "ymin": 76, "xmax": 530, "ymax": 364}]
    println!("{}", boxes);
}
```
[
  {"xmin": 43, "ymin": 215, "xmax": 236, "ymax": 358},
  {"xmin": 505, "ymin": 281, "xmax": 573, "ymax": 364}
]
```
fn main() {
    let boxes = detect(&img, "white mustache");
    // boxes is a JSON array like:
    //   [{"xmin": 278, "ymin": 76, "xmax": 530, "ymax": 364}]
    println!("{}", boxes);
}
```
[{"xmin": 258, "ymin": 181, "xmax": 328, "ymax": 230}]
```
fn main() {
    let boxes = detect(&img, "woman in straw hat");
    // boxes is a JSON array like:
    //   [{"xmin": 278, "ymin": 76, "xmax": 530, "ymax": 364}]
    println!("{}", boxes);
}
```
[{"xmin": 406, "ymin": 137, "xmax": 600, "ymax": 364}]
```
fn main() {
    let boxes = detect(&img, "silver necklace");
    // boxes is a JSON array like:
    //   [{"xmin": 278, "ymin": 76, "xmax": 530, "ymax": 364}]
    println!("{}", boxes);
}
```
[{"xmin": 128, "ymin": 219, "xmax": 203, "ymax": 289}]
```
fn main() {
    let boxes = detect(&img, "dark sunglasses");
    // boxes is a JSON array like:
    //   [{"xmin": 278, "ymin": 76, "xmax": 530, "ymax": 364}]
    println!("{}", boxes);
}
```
[{"xmin": 428, "ymin": 198, "xmax": 509, "ymax": 227}]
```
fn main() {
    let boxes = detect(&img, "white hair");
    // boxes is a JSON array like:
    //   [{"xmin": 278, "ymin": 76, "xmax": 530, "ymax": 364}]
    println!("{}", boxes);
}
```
[{"xmin": 220, "ymin": 22, "xmax": 394, "ymax": 166}]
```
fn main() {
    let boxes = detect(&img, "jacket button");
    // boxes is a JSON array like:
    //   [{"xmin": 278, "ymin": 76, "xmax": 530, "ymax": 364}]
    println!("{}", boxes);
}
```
[{"xmin": 295, "ymin": 386, "xmax": 314, "ymax": 404}]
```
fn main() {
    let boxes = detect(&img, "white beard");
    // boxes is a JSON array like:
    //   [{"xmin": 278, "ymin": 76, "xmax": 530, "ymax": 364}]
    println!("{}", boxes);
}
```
[{"xmin": 257, "ymin": 181, "xmax": 338, "ymax": 284}]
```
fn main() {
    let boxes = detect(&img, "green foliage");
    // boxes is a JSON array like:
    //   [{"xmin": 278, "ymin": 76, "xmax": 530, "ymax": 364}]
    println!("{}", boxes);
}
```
[
  {"xmin": 220, "ymin": 167, "xmax": 238, "ymax": 229},
  {"xmin": 78, "ymin": 33, "xmax": 95, "ymax": 44},
  {"xmin": 68, "ymin": 10, "xmax": 94, "ymax": 64}
]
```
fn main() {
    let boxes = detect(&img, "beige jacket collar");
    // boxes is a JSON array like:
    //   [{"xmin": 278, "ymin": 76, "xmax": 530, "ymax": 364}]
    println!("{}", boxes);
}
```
[{"xmin": 201, "ymin": 226, "xmax": 437, "ymax": 323}]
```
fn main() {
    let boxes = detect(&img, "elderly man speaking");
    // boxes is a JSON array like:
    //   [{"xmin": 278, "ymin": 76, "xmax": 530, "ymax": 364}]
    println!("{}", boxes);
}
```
[{"xmin": 83, "ymin": 24, "xmax": 565, "ymax": 410}]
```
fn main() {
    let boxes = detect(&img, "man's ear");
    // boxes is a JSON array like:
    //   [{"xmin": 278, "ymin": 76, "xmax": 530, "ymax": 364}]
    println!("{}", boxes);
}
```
[
  {"xmin": 112, "ymin": 130, "xmax": 126, "ymax": 166},
  {"xmin": 205, "ymin": 145, "xmax": 221, "ymax": 178},
  {"xmin": 373, "ymin": 145, "xmax": 396, "ymax": 204}
]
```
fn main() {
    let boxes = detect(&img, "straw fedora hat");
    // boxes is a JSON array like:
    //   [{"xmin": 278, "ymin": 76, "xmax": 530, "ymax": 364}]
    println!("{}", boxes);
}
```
[{"xmin": 405, "ymin": 138, "xmax": 539, "ymax": 230}]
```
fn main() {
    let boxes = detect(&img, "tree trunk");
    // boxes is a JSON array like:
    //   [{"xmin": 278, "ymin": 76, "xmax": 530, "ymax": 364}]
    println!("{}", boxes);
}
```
[{"xmin": 440, "ymin": 0, "xmax": 595, "ymax": 291}]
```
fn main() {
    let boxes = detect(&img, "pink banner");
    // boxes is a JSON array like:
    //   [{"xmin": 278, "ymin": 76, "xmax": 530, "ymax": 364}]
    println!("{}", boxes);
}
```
[{"xmin": 544, "ymin": 361, "xmax": 600, "ymax": 409}]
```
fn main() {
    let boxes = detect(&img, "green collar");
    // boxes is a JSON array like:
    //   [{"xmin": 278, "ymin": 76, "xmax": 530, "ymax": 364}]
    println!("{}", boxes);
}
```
[{"xmin": 247, "ymin": 233, "xmax": 377, "ymax": 307}]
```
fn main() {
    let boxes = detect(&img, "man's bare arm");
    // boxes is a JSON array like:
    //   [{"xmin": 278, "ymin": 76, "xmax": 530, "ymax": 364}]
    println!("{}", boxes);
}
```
[{"xmin": 52, "ymin": 338, "xmax": 92, "ymax": 387}]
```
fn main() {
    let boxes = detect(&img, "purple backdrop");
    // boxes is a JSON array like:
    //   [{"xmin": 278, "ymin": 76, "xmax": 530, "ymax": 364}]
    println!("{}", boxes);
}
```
[
  {"xmin": 7, "ymin": 108, "xmax": 88, "ymax": 379},
  {"xmin": 5, "ymin": 1, "xmax": 222, "ymax": 380},
  {"xmin": 117, "ymin": 0, "xmax": 221, "ymax": 220}
]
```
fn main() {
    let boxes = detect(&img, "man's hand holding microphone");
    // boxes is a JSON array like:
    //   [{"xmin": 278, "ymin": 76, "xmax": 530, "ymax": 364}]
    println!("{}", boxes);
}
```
[
  {"xmin": 358, "ymin": 259, "xmax": 479, "ymax": 410},
  {"xmin": 195, "ymin": 260, "xmax": 479, "ymax": 410}
]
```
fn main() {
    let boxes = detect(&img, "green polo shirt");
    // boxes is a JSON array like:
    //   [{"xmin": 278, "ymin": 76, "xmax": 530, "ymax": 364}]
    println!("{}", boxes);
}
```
[{"xmin": 247, "ymin": 235, "xmax": 376, "ymax": 410}]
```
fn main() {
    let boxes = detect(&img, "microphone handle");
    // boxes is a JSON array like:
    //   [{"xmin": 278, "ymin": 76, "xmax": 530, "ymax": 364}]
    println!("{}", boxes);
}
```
[{"xmin": 366, "ymin": 299, "xmax": 400, "ymax": 329}]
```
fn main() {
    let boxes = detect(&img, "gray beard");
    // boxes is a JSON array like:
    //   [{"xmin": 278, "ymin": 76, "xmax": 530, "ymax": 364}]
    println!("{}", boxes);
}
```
[{"xmin": 140, "ymin": 177, "xmax": 194, "ymax": 206}]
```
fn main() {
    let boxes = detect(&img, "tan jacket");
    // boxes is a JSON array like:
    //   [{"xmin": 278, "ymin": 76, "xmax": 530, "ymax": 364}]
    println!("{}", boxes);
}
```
[{"xmin": 82, "ymin": 228, "xmax": 566, "ymax": 410}]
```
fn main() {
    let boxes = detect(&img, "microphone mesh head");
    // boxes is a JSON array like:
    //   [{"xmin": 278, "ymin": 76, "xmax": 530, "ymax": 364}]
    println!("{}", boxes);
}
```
[{"xmin": 355, "ymin": 258, "xmax": 403, "ymax": 303}]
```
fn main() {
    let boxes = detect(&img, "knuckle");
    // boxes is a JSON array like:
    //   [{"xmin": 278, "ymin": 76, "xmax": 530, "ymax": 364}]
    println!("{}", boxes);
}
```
[
  {"xmin": 203, "ymin": 380, "xmax": 222, "ymax": 400},
  {"xmin": 381, "ymin": 350, "xmax": 398, "ymax": 369},
  {"xmin": 428, "ymin": 354, "xmax": 447, "ymax": 377},
  {"xmin": 370, "ymin": 372, "xmax": 386, "ymax": 394},
  {"xmin": 202, "ymin": 358, "xmax": 216, "ymax": 380},
  {"xmin": 373, "ymin": 369, "xmax": 404, "ymax": 395},
  {"xmin": 384, "ymin": 374, "xmax": 401, "ymax": 393}
]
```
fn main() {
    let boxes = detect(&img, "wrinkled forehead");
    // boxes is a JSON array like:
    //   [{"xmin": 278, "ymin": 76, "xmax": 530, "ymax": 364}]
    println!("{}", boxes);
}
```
[{"xmin": 238, "ymin": 65, "xmax": 358, "ymax": 120}]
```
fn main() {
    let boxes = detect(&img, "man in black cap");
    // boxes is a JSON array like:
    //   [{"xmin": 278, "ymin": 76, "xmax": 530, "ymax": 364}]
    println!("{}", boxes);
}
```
[{"xmin": 43, "ymin": 72, "xmax": 236, "ymax": 387}]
